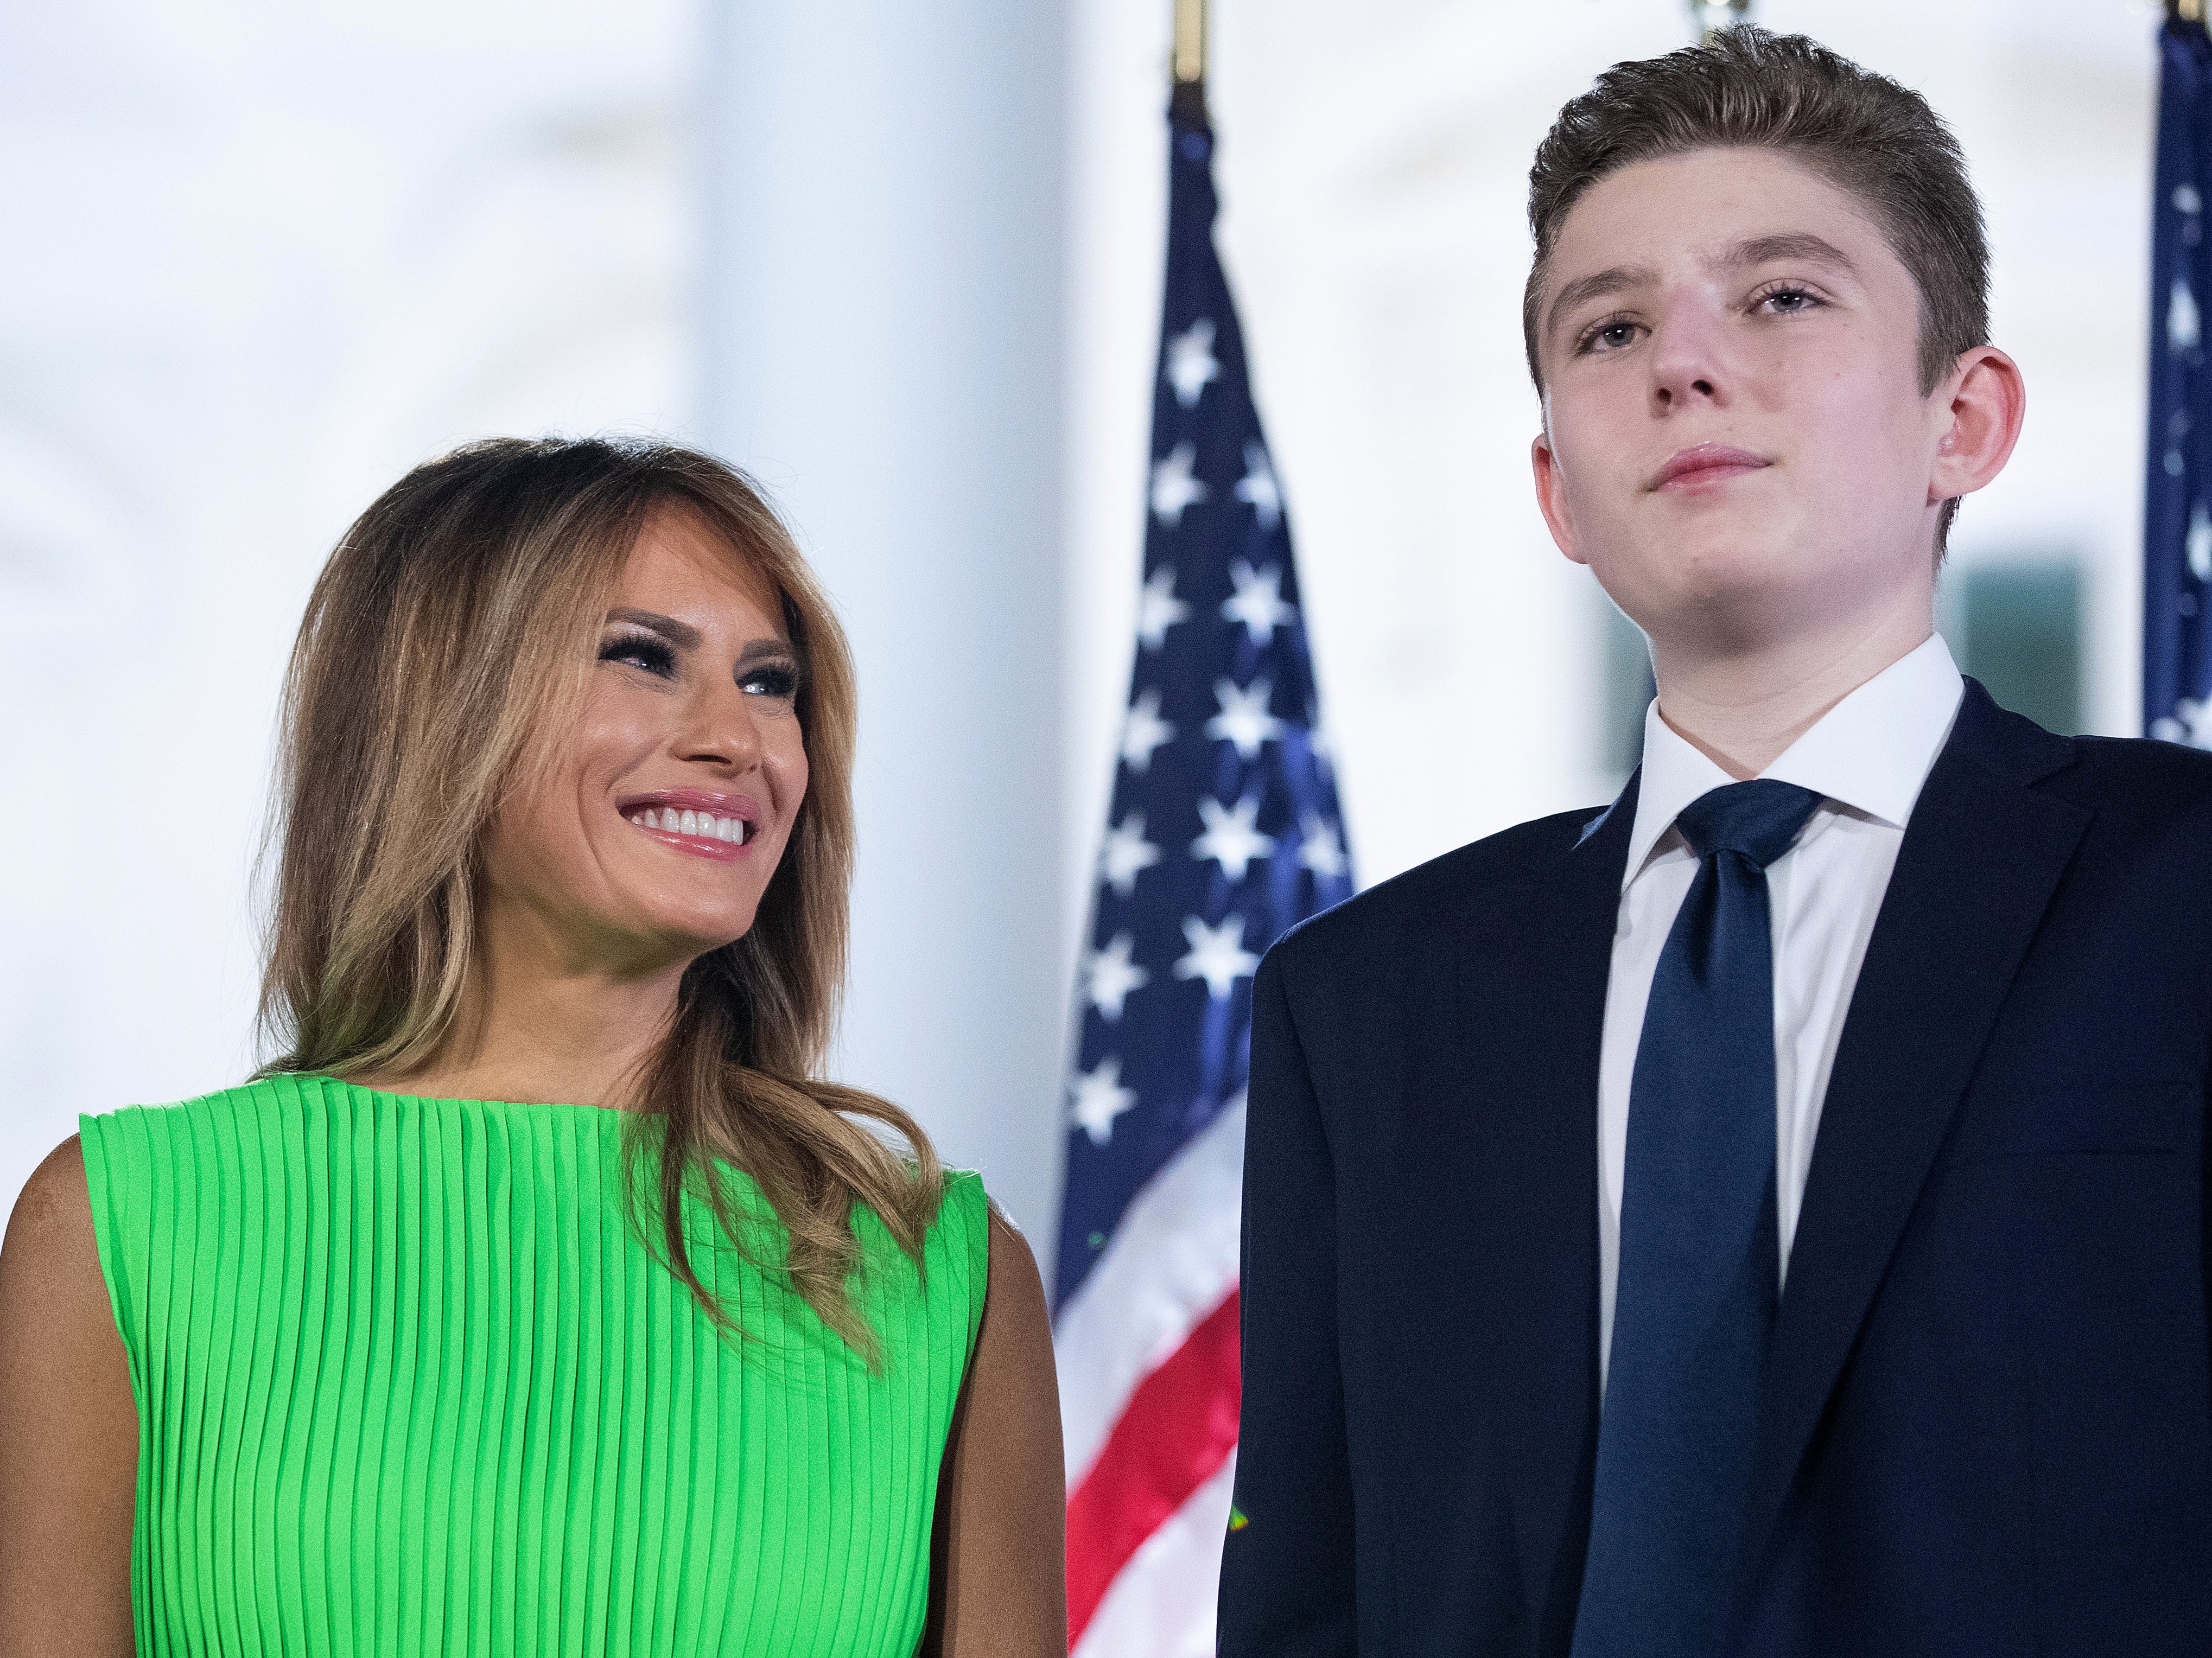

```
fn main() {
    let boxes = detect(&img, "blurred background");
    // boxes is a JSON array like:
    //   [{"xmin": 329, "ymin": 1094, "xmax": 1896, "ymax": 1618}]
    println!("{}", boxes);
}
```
[{"xmin": 0, "ymin": 0, "xmax": 2164, "ymax": 1272}]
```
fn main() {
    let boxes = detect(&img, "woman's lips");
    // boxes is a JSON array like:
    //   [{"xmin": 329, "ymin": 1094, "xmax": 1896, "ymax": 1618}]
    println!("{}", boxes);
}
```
[
  {"xmin": 618, "ymin": 789, "xmax": 760, "ymax": 862},
  {"xmin": 1651, "ymin": 443, "xmax": 1770, "ymax": 492}
]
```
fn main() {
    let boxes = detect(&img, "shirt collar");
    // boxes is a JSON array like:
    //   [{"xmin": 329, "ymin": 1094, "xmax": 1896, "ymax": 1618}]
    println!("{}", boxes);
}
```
[{"xmin": 1622, "ymin": 632, "xmax": 1966, "ymax": 888}]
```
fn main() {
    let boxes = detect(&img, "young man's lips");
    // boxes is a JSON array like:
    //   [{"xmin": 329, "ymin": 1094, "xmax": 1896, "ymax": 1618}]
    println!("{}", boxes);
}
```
[{"xmin": 1651, "ymin": 444, "xmax": 1770, "ymax": 490}]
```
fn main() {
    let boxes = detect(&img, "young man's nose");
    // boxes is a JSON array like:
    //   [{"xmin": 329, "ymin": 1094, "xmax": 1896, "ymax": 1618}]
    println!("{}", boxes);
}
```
[{"xmin": 1647, "ymin": 298, "xmax": 1731, "ymax": 413}]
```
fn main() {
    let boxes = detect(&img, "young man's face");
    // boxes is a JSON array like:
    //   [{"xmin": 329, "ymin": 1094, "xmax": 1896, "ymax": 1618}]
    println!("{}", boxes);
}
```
[{"xmin": 1530, "ymin": 147, "xmax": 1952, "ymax": 660}]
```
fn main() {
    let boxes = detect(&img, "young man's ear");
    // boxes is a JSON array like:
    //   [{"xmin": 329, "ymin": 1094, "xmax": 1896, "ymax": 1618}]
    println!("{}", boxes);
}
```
[
  {"xmin": 1929, "ymin": 345, "xmax": 2026, "ymax": 507},
  {"xmin": 1531, "ymin": 429, "xmax": 1588, "ymax": 566}
]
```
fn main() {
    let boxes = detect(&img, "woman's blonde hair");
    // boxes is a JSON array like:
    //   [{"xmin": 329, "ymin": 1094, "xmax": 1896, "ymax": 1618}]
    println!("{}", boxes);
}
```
[{"xmin": 259, "ymin": 435, "xmax": 942, "ymax": 1355}]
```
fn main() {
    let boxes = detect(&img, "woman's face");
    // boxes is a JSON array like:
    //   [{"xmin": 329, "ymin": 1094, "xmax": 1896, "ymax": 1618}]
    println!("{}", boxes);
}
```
[{"xmin": 482, "ymin": 508, "xmax": 810, "ymax": 975}]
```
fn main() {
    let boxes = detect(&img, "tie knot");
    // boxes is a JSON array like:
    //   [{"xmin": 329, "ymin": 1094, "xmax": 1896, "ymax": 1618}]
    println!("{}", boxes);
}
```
[{"xmin": 1673, "ymin": 779, "xmax": 1821, "ymax": 870}]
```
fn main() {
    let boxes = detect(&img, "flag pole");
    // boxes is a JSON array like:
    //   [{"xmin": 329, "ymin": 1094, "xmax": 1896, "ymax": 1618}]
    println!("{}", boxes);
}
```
[
  {"xmin": 1688, "ymin": 0, "xmax": 1753, "ymax": 43},
  {"xmin": 1171, "ymin": 0, "xmax": 1208, "ymax": 124}
]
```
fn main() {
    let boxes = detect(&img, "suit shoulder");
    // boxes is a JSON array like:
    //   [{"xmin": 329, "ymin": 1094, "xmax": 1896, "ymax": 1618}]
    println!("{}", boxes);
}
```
[
  {"xmin": 2032, "ymin": 733, "xmax": 2212, "ymax": 863},
  {"xmin": 1267, "ymin": 801, "xmax": 1609, "ymax": 974},
  {"xmin": 2058, "ymin": 731, "xmax": 2212, "ymax": 798}
]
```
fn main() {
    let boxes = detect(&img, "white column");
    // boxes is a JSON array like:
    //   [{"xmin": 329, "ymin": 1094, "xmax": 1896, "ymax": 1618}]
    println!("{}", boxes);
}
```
[{"xmin": 697, "ymin": 3, "xmax": 1070, "ymax": 1262}]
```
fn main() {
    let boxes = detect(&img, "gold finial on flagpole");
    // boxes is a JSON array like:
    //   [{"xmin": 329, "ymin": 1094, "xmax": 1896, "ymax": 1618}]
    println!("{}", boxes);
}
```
[
  {"xmin": 2173, "ymin": 0, "xmax": 2208, "ymax": 28},
  {"xmin": 1689, "ymin": 0, "xmax": 1753, "ymax": 43},
  {"xmin": 1171, "ymin": 0, "xmax": 1209, "ymax": 123},
  {"xmin": 1173, "ymin": 0, "xmax": 1207, "ymax": 85}
]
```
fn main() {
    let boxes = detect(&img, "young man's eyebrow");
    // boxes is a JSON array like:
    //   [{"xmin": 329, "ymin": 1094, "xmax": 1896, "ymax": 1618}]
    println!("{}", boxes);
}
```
[
  {"xmin": 1543, "ymin": 233, "xmax": 1861, "ymax": 345},
  {"xmin": 1722, "ymin": 232, "xmax": 1858, "ymax": 273},
  {"xmin": 605, "ymin": 607, "xmax": 703, "ymax": 649},
  {"xmin": 1546, "ymin": 262, "xmax": 1658, "ymax": 341}
]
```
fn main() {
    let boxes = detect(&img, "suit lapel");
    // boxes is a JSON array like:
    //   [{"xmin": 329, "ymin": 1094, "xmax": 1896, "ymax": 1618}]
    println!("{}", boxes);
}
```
[
  {"xmin": 1467, "ymin": 773, "xmax": 1638, "ymax": 1641},
  {"xmin": 1747, "ymin": 684, "xmax": 2087, "ymax": 1552}
]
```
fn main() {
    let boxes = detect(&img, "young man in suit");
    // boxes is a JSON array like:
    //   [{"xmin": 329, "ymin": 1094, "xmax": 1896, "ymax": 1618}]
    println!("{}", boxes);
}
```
[{"xmin": 1220, "ymin": 27, "xmax": 2212, "ymax": 1658}]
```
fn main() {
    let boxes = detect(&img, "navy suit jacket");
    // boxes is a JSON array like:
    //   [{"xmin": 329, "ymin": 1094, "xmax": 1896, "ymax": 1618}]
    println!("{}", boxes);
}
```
[{"xmin": 1219, "ymin": 682, "xmax": 2212, "ymax": 1656}]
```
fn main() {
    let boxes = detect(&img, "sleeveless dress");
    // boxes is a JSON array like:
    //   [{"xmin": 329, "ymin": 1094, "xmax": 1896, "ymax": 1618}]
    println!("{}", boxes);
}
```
[{"xmin": 77, "ymin": 1074, "xmax": 989, "ymax": 1657}]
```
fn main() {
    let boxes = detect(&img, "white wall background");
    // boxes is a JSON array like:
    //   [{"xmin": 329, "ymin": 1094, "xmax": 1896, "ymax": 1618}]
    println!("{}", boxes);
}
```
[
  {"xmin": 0, "ymin": 0, "xmax": 2171, "ymax": 1253},
  {"xmin": 0, "ymin": 1, "xmax": 696, "ymax": 1218},
  {"xmin": 696, "ymin": 1, "xmax": 1071, "ymax": 1271}
]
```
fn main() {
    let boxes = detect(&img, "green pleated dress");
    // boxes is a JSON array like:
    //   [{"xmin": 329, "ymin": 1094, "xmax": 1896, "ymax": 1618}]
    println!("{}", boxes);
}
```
[{"xmin": 77, "ymin": 1074, "xmax": 989, "ymax": 1657}]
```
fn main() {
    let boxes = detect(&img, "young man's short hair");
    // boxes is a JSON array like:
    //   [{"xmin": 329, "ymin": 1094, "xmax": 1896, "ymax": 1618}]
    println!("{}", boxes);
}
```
[{"xmin": 1523, "ymin": 27, "xmax": 1989, "ymax": 543}]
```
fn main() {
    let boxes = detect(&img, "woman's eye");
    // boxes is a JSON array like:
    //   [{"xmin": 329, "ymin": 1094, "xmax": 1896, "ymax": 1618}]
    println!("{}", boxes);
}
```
[
  {"xmin": 600, "ymin": 634, "xmax": 676, "ymax": 677},
  {"xmin": 741, "ymin": 664, "xmax": 800, "ymax": 699}
]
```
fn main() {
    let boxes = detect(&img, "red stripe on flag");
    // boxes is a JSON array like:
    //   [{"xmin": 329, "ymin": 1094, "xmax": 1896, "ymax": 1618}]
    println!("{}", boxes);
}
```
[{"xmin": 1065, "ymin": 1286, "xmax": 1242, "ymax": 1644}]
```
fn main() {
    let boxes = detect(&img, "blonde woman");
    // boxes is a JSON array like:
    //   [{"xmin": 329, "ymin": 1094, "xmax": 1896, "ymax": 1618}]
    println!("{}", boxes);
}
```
[{"xmin": 0, "ymin": 438, "xmax": 1066, "ymax": 1656}]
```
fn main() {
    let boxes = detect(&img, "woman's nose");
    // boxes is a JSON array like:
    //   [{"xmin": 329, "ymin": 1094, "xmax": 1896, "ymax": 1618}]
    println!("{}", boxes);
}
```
[{"xmin": 677, "ymin": 682, "xmax": 764, "ymax": 770}]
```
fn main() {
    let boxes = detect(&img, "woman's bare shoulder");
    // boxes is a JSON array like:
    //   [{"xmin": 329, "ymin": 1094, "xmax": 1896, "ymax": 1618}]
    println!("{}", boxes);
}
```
[
  {"xmin": 2, "ymin": 1136, "xmax": 109, "ymax": 1316},
  {"xmin": 0, "ymin": 1134, "xmax": 137, "ymax": 1654},
  {"xmin": 919, "ymin": 1204, "xmax": 1063, "ymax": 1656},
  {"xmin": 1, "ymin": 1131, "xmax": 134, "ymax": 1415},
  {"xmin": 7, "ymin": 1133, "xmax": 91, "ymax": 1241}
]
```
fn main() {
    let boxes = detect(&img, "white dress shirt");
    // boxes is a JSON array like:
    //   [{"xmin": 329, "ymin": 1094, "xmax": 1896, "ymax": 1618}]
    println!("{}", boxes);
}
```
[{"xmin": 1596, "ymin": 634, "xmax": 1965, "ymax": 1387}]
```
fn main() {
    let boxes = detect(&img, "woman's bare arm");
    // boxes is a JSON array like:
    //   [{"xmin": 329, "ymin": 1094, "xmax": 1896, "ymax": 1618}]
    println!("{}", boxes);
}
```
[
  {"xmin": 921, "ymin": 1208, "xmax": 1066, "ymax": 1658},
  {"xmin": 0, "ymin": 1136, "xmax": 137, "ymax": 1658}
]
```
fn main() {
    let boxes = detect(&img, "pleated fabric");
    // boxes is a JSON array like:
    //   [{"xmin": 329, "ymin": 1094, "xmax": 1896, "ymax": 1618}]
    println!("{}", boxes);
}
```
[{"xmin": 77, "ymin": 1074, "xmax": 990, "ymax": 1657}]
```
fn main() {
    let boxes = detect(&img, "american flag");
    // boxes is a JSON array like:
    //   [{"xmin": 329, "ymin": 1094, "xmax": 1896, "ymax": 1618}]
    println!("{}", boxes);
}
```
[
  {"xmin": 2149, "ymin": 9, "xmax": 2212, "ymax": 747},
  {"xmin": 1053, "ymin": 99, "xmax": 1353, "ymax": 1656}
]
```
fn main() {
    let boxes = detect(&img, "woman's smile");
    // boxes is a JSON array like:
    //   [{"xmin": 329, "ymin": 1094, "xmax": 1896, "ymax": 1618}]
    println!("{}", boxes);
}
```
[{"xmin": 618, "ymin": 787, "xmax": 761, "ymax": 860}]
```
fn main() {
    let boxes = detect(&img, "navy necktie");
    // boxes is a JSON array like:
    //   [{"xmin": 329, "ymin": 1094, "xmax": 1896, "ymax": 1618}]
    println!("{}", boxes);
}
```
[{"xmin": 1571, "ymin": 779, "xmax": 1822, "ymax": 1657}]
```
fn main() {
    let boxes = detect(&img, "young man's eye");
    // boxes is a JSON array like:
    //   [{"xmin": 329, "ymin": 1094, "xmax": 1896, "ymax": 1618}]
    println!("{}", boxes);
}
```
[
  {"xmin": 1756, "ymin": 285, "xmax": 1822, "ymax": 316},
  {"xmin": 1580, "ymin": 316, "xmax": 1641, "ymax": 354},
  {"xmin": 600, "ymin": 633, "xmax": 677, "ymax": 677}
]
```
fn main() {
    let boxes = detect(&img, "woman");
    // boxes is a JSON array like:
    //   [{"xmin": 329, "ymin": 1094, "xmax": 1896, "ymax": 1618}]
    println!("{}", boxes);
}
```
[{"xmin": 0, "ymin": 438, "xmax": 1066, "ymax": 1655}]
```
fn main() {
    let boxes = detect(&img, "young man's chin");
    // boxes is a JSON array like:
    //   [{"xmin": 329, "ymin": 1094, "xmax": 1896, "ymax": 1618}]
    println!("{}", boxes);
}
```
[{"xmin": 1595, "ymin": 532, "xmax": 1809, "ymax": 621}]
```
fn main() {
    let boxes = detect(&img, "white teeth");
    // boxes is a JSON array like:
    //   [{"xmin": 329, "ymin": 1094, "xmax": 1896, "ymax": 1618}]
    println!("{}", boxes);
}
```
[{"xmin": 632, "ymin": 806, "xmax": 748, "ymax": 843}]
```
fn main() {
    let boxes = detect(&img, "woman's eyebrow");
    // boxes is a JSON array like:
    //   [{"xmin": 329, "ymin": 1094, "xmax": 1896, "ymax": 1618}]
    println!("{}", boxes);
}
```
[
  {"xmin": 605, "ymin": 607, "xmax": 703, "ymax": 649},
  {"xmin": 735, "ymin": 637, "xmax": 796, "ymax": 666}
]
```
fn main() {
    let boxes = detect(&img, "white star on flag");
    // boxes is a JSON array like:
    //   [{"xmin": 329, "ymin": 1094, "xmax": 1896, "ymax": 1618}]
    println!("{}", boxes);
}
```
[
  {"xmin": 1120, "ymin": 688, "xmax": 1175, "ymax": 774},
  {"xmin": 1164, "ymin": 317, "xmax": 1220, "ymax": 407},
  {"xmin": 1172, "ymin": 913, "xmax": 1261, "ymax": 1000},
  {"xmin": 2175, "ymin": 278, "xmax": 2203, "ymax": 354},
  {"xmin": 1136, "ymin": 566, "xmax": 1192, "ymax": 651},
  {"xmin": 1308, "ymin": 719, "xmax": 1336, "ymax": 775},
  {"xmin": 1298, "ymin": 812, "xmax": 1348, "ymax": 879},
  {"xmin": 1083, "ymin": 932, "xmax": 1151, "ymax": 1021},
  {"xmin": 1222, "ymin": 558, "xmax": 1293, "ymax": 643},
  {"xmin": 1069, "ymin": 1055, "xmax": 1139, "ymax": 1145},
  {"xmin": 2160, "ymin": 694, "xmax": 2212, "ymax": 748},
  {"xmin": 1192, "ymin": 794, "xmax": 1276, "ymax": 881},
  {"xmin": 1098, "ymin": 812, "xmax": 1163, "ymax": 897},
  {"xmin": 1151, "ymin": 442, "xmax": 1209, "ymax": 527},
  {"xmin": 1235, "ymin": 440, "xmax": 1282, "ymax": 531},
  {"xmin": 1205, "ymin": 677, "xmax": 1283, "ymax": 760}
]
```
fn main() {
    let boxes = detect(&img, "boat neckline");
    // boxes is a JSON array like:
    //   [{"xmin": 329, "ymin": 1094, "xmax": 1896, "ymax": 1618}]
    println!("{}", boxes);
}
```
[{"xmin": 298, "ymin": 1074, "xmax": 632, "ymax": 1115}]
